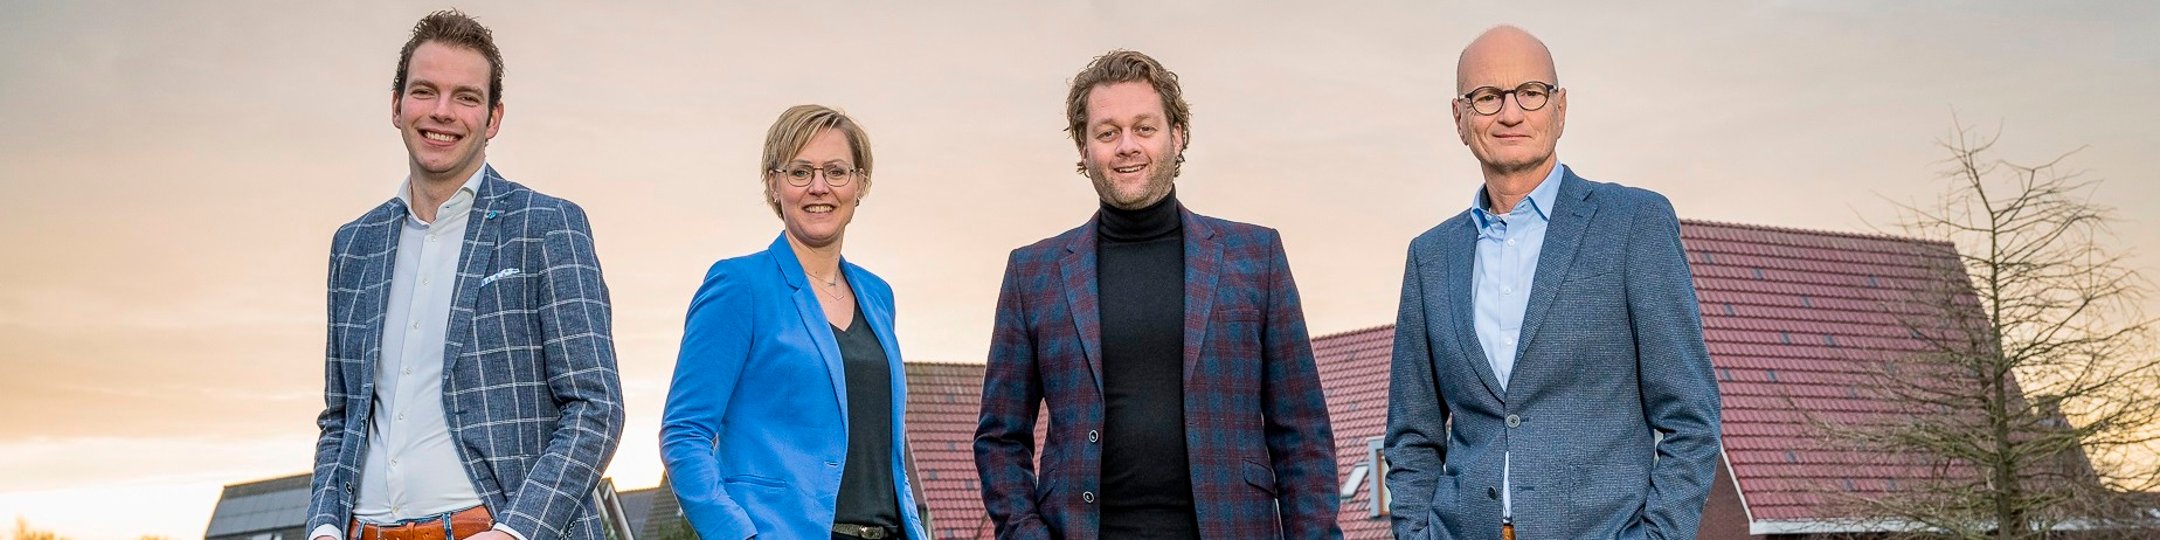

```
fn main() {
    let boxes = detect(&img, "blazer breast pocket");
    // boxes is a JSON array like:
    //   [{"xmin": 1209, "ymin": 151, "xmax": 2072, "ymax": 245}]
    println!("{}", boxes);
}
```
[
  {"xmin": 1211, "ymin": 307, "xmax": 1265, "ymax": 356},
  {"xmin": 1563, "ymin": 252, "xmax": 1621, "ymax": 282}
]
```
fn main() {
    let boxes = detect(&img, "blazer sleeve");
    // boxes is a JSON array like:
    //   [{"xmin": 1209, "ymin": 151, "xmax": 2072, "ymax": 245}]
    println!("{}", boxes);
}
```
[
  {"xmin": 972, "ymin": 251, "xmax": 1053, "ymax": 540},
  {"xmin": 1624, "ymin": 193, "xmax": 1722, "ymax": 539},
  {"xmin": 306, "ymin": 233, "xmax": 355, "ymax": 536},
  {"xmin": 1385, "ymin": 240, "xmax": 1454, "ymax": 540},
  {"xmin": 659, "ymin": 262, "xmax": 761, "ymax": 540},
  {"xmin": 1257, "ymin": 232, "xmax": 1343, "ymax": 539},
  {"xmin": 497, "ymin": 201, "xmax": 627, "ymax": 540}
]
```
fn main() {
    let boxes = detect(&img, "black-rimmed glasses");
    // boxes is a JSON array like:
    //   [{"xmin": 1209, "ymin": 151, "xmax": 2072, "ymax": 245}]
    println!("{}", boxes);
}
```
[{"xmin": 1458, "ymin": 81, "xmax": 1558, "ymax": 116}]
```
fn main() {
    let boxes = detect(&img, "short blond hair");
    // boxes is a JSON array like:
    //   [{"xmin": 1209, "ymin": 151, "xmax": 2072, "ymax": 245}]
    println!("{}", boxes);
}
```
[{"xmin": 760, "ymin": 105, "xmax": 873, "ymax": 217}]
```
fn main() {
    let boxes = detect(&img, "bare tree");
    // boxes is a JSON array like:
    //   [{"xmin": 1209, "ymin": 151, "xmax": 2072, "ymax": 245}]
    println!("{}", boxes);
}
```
[{"xmin": 1811, "ymin": 120, "xmax": 2159, "ymax": 539}]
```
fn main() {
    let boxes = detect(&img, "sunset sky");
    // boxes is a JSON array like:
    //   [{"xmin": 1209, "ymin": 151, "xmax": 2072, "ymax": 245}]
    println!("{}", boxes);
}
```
[{"xmin": 3, "ymin": 1, "xmax": 2156, "ymax": 537}]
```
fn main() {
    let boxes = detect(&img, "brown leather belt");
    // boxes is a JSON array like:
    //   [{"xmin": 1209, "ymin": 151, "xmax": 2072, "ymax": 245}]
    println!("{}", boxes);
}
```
[{"xmin": 350, "ymin": 506, "xmax": 491, "ymax": 540}]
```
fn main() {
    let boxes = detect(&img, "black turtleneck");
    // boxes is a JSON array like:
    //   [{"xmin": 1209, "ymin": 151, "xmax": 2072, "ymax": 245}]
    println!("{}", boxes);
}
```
[{"xmin": 1096, "ymin": 190, "xmax": 1201, "ymax": 538}]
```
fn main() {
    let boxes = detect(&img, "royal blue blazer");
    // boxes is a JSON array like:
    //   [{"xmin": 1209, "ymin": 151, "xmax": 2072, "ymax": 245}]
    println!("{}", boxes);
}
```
[{"xmin": 660, "ymin": 233, "xmax": 927, "ymax": 540}]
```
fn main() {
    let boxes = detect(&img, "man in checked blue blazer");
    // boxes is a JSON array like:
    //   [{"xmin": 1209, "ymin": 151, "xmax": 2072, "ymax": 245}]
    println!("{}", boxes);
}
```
[
  {"xmin": 975, "ymin": 50, "xmax": 1339, "ymax": 540},
  {"xmin": 1385, "ymin": 27, "xmax": 1721, "ymax": 540},
  {"xmin": 307, "ymin": 11, "xmax": 623, "ymax": 540}
]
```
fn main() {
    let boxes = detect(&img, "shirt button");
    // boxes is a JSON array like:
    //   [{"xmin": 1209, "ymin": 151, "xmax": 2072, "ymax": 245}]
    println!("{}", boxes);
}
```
[
  {"xmin": 1088, "ymin": 430, "xmax": 1100, "ymax": 443},
  {"xmin": 1506, "ymin": 238, "xmax": 1517, "ymax": 246},
  {"xmin": 1501, "ymin": 286, "xmax": 1513, "ymax": 295},
  {"xmin": 420, "ymin": 277, "xmax": 430, "ymax": 286},
  {"xmin": 826, "ymin": 461, "xmax": 840, "ymax": 468},
  {"xmin": 1082, "ymin": 491, "xmax": 1096, "ymax": 504},
  {"xmin": 403, "ymin": 368, "xmax": 411, "ymax": 375},
  {"xmin": 410, "ymin": 322, "xmax": 421, "ymax": 330},
  {"xmin": 1506, "ymin": 414, "xmax": 1522, "ymax": 428}
]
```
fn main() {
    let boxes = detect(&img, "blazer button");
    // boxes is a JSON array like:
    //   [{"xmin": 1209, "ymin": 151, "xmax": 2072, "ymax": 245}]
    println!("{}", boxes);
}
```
[
  {"xmin": 1087, "ymin": 430, "xmax": 1100, "ymax": 443},
  {"xmin": 1488, "ymin": 487, "xmax": 1499, "ymax": 500},
  {"xmin": 1082, "ymin": 491, "xmax": 1096, "ymax": 504},
  {"xmin": 1505, "ymin": 414, "xmax": 1522, "ymax": 428}
]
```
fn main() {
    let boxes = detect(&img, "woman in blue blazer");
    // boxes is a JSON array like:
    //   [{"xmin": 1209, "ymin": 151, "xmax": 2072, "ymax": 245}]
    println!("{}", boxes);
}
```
[{"xmin": 661, "ymin": 105, "xmax": 928, "ymax": 540}]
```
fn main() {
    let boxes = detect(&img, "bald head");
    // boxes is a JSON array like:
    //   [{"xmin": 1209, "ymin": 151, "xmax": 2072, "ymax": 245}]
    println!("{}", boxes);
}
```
[
  {"xmin": 1456, "ymin": 25, "xmax": 1557, "ymax": 94},
  {"xmin": 1450, "ymin": 25, "xmax": 1567, "ymax": 182}
]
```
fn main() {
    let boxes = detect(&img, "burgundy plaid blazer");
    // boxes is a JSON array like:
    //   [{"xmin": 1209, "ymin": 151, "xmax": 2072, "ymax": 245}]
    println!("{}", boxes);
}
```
[{"xmin": 973, "ymin": 205, "xmax": 1340, "ymax": 540}]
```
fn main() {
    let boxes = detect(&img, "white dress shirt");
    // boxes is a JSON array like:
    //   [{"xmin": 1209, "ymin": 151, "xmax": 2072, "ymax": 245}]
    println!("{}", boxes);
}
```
[{"xmin": 314, "ymin": 167, "xmax": 522, "ymax": 540}]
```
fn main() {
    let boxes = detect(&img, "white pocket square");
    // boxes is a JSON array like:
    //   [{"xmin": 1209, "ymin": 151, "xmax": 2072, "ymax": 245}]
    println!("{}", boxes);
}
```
[{"xmin": 480, "ymin": 268, "xmax": 522, "ymax": 286}]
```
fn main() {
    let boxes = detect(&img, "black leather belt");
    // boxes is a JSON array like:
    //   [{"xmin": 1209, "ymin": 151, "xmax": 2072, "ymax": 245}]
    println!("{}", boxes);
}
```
[{"xmin": 833, "ymin": 523, "xmax": 894, "ymax": 539}]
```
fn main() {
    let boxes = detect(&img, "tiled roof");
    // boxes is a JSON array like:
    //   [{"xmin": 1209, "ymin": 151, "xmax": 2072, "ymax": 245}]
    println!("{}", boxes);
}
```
[
  {"xmin": 1309, "ymin": 219, "xmax": 1977, "ymax": 533},
  {"xmin": 1682, "ymin": 220, "xmax": 1967, "ymax": 523},
  {"xmin": 905, "ymin": 361, "xmax": 1001, "ymax": 539},
  {"xmin": 1311, "ymin": 325, "xmax": 1399, "ymax": 539},
  {"xmin": 205, "ymin": 473, "xmax": 314, "ymax": 538}
]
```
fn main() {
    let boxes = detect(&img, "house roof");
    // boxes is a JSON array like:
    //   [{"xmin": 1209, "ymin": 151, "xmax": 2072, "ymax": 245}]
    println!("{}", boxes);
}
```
[
  {"xmin": 905, "ymin": 361, "xmax": 1002, "ymax": 539},
  {"xmin": 1683, "ymin": 219, "xmax": 1965, "ymax": 525},
  {"xmin": 204, "ymin": 473, "xmax": 314, "ymax": 539},
  {"xmin": 1308, "ymin": 219, "xmax": 1973, "ymax": 534}
]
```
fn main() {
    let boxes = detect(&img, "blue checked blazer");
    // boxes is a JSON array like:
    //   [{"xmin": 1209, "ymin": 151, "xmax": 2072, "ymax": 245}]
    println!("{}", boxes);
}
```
[
  {"xmin": 974, "ymin": 206, "xmax": 1341, "ymax": 540},
  {"xmin": 1384, "ymin": 169, "xmax": 1721, "ymax": 540},
  {"xmin": 307, "ymin": 168, "xmax": 626, "ymax": 540}
]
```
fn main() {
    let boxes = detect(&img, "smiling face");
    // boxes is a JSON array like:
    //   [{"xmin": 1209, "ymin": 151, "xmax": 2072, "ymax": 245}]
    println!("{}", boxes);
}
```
[
  {"xmin": 393, "ymin": 41, "xmax": 502, "ymax": 184},
  {"xmin": 1080, "ymin": 81, "xmax": 1186, "ymax": 210},
  {"xmin": 1453, "ymin": 26, "xmax": 1566, "ymax": 177},
  {"xmin": 770, "ymin": 128, "xmax": 867, "ymax": 249}
]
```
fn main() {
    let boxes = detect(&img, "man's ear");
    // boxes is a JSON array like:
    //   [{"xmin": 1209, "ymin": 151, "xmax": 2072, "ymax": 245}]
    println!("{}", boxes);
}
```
[
  {"xmin": 1452, "ymin": 101, "xmax": 1471, "ymax": 146},
  {"xmin": 1550, "ymin": 89, "xmax": 1566, "ymax": 139},
  {"xmin": 483, "ymin": 100, "xmax": 505, "ymax": 140}
]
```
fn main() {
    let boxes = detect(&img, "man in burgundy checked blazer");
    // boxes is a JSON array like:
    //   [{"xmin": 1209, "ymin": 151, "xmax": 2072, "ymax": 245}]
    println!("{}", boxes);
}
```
[{"xmin": 974, "ymin": 49, "xmax": 1340, "ymax": 540}]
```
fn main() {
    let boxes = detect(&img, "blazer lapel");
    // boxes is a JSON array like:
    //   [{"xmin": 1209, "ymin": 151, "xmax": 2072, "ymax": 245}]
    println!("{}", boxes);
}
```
[
  {"xmin": 357, "ymin": 202, "xmax": 405, "ymax": 394},
  {"xmin": 1438, "ymin": 216, "xmax": 1506, "ymax": 403},
  {"xmin": 1508, "ymin": 170, "xmax": 1599, "ymax": 398},
  {"xmin": 772, "ymin": 234, "xmax": 850, "ymax": 422},
  {"xmin": 441, "ymin": 169, "xmax": 506, "ymax": 375},
  {"xmin": 1056, "ymin": 220, "xmax": 1106, "ymax": 395},
  {"xmin": 1179, "ymin": 208, "xmax": 1222, "ymax": 384}
]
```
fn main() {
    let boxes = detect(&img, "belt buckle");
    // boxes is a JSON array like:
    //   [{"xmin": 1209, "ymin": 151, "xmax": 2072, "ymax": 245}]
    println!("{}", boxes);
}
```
[{"xmin": 835, "ymin": 523, "xmax": 887, "ymax": 539}]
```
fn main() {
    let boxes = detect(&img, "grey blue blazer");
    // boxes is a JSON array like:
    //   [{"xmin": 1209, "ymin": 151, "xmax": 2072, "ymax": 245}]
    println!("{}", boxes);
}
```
[
  {"xmin": 306, "ymin": 167, "xmax": 626, "ymax": 540},
  {"xmin": 1384, "ymin": 169, "xmax": 1721, "ymax": 540}
]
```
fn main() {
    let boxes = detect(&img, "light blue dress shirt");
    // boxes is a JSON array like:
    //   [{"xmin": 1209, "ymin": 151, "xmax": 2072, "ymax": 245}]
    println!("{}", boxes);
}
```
[{"xmin": 1469, "ymin": 162, "xmax": 1566, "ymax": 520}]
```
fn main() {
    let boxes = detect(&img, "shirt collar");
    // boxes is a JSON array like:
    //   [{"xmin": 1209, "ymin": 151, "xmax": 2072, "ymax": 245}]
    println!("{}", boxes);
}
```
[
  {"xmin": 395, "ymin": 165, "xmax": 488, "ymax": 226},
  {"xmin": 1470, "ymin": 163, "xmax": 1566, "ymax": 236}
]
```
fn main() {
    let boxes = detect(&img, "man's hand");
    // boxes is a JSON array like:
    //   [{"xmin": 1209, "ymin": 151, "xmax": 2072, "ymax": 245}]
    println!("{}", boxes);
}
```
[{"xmin": 466, "ymin": 530, "xmax": 515, "ymax": 540}]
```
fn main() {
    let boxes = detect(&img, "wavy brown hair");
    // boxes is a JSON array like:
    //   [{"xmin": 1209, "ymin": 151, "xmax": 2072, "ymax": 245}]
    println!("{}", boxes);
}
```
[{"xmin": 1064, "ymin": 49, "xmax": 1192, "ymax": 174}]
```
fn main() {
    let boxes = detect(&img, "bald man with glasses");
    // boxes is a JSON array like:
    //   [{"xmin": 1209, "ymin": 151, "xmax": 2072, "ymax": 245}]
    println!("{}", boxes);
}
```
[{"xmin": 1383, "ymin": 26, "xmax": 1722, "ymax": 540}]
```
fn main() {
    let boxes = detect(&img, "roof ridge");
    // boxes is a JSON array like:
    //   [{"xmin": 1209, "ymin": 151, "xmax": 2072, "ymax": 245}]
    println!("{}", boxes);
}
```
[
  {"xmin": 1310, "ymin": 323, "xmax": 1397, "ymax": 342},
  {"xmin": 1680, "ymin": 218, "xmax": 1955, "ymax": 248}
]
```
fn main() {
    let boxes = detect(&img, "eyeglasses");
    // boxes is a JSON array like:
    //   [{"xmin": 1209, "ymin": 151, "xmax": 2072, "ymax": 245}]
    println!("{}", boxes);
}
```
[
  {"xmin": 768, "ymin": 165, "xmax": 862, "ymax": 187},
  {"xmin": 1458, "ymin": 81, "xmax": 1559, "ymax": 116}
]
